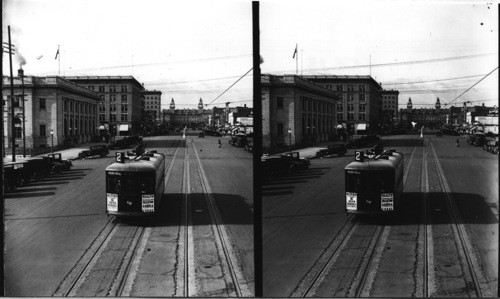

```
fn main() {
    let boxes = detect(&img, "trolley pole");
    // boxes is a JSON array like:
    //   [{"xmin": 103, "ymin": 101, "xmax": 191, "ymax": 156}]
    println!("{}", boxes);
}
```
[{"xmin": 8, "ymin": 26, "xmax": 16, "ymax": 162}]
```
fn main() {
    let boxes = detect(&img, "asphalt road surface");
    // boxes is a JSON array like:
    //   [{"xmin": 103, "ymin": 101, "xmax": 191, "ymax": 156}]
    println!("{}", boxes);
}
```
[
  {"xmin": 262, "ymin": 133, "xmax": 498, "ymax": 297},
  {"xmin": 4, "ymin": 131, "xmax": 254, "ymax": 297}
]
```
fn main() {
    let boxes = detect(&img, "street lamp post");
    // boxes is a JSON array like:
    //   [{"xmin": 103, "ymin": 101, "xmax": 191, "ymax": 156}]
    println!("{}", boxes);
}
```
[
  {"xmin": 288, "ymin": 128, "xmax": 292, "ymax": 153},
  {"xmin": 50, "ymin": 129, "xmax": 54, "ymax": 154}
]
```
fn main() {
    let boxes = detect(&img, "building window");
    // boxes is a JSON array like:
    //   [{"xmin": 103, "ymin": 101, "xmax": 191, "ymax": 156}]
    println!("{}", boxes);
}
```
[
  {"xmin": 121, "ymin": 114, "xmax": 128, "ymax": 121},
  {"xmin": 337, "ymin": 113, "xmax": 343, "ymax": 121},
  {"xmin": 110, "ymin": 104, "xmax": 116, "ymax": 112},
  {"xmin": 277, "ymin": 97, "xmax": 284, "ymax": 108},
  {"xmin": 121, "ymin": 95, "xmax": 127, "ymax": 103},
  {"xmin": 359, "ymin": 85, "xmax": 366, "ymax": 92},
  {"xmin": 14, "ymin": 126, "xmax": 22, "ymax": 138},
  {"xmin": 110, "ymin": 85, "xmax": 116, "ymax": 92},
  {"xmin": 110, "ymin": 94, "xmax": 116, "ymax": 102},
  {"xmin": 337, "ymin": 103, "xmax": 343, "ymax": 111},
  {"xmin": 359, "ymin": 113, "xmax": 366, "ymax": 120},
  {"xmin": 337, "ymin": 94, "xmax": 344, "ymax": 101},
  {"xmin": 347, "ymin": 85, "xmax": 354, "ymax": 91},
  {"xmin": 121, "ymin": 85, "xmax": 128, "ymax": 92},
  {"xmin": 39, "ymin": 98, "xmax": 46, "ymax": 109},
  {"xmin": 347, "ymin": 94, "xmax": 354, "ymax": 102},
  {"xmin": 87, "ymin": 85, "xmax": 94, "ymax": 91},
  {"xmin": 99, "ymin": 114, "xmax": 105, "ymax": 122},
  {"xmin": 99, "ymin": 85, "xmax": 105, "ymax": 92},
  {"xmin": 348, "ymin": 113, "xmax": 354, "ymax": 121},
  {"xmin": 121, "ymin": 105, "xmax": 128, "ymax": 112},
  {"xmin": 359, "ymin": 94, "xmax": 366, "ymax": 103},
  {"xmin": 336, "ymin": 85, "xmax": 343, "ymax": 92},
  {"xmin": 110, "ymin": 114, "xmax": 117, "ymax": 121},
  {"xmin": 359, "ymin": 104, "xmax": 366, "ymax": 112},
  {"xmin": 277, "ymin": 123, "xmax": 284, "ymax": 136},
  {"xmin": 348, "ymin": 103, "xmax": 354, "ymax": 111}
]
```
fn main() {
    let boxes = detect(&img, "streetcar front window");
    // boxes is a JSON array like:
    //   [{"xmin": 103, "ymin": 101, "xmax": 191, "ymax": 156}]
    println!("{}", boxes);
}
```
[
  {"xmin": 346, "ymin": 171, "xmax": 394, "ymax": 192},
  {"xmin": 107, "ymin": 172, "xmax": 155, "ymax": 194}
]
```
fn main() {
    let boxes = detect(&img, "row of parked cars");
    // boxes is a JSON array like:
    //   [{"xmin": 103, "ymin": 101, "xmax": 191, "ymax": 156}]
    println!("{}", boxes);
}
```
[
  {"xmin": 4, "ymin": 153, "xmax": 73, "ymax": 193},
  {"xmin": 229, "ymin": 133, "xmax": 254, "ymax": 153},
  {"xmin": 466, "ymin": 132, "xmax": 499, "ymax": 154}
]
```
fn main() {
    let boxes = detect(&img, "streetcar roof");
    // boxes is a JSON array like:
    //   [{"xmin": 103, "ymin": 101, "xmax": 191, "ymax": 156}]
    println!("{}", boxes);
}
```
[
  {"xmin": 106, "ymin": 154, "xmax": 165, "ymax": 172},
  {"xmin": 345, "ymin": 153, "xmax": 403, "ymax": 171}
]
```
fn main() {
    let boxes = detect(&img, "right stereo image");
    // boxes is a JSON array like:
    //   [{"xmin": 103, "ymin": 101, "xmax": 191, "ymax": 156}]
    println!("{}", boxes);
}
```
[{"xmin": 259, "ymin": 1, "xmax": 498, "ymax": 297}]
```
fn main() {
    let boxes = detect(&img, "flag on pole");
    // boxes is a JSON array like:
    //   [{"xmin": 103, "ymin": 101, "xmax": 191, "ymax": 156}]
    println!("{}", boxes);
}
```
[
  {"xmin": 292, "ymin": 44, "xmax": 297, "ymax": 59},
  {"xmin": 55, "ymin": 45, "xmax": 59, "ymax": 60}
]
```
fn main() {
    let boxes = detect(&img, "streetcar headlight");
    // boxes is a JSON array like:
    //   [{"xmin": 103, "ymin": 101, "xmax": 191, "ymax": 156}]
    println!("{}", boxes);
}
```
[
  {"xmin": 381, "ymin": 193, "xmax": 394, "ymax": 211},
  {"xmin": 346, "ymin": 192, "xmax": 357, "ymax": 210}
]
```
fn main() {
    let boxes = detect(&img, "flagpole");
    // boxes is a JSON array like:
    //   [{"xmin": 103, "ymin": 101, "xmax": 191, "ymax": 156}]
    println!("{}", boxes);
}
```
[
  {"xmin": 58, "ymin": 45, "xmax": 60, "ymax": 76},
  {"xmin": 296, "ymin": 44, "xmax": 298, "ymax": 75}
]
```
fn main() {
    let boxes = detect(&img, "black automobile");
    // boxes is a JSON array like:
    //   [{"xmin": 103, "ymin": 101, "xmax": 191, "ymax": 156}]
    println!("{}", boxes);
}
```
[
  {"xmin": 316, "ymin": 142, "xmax": 347, "ymax": 158},
  {"xmin": 78, "ymin": 145, "xmax": 109, "ymax": 159},
  {"xmin": 47, "ymin": 153, "xmax": 73, "ymax": 171},
  {"xmin": 467, "ymin": 132, "xmax": 486, "ymax": 147}
]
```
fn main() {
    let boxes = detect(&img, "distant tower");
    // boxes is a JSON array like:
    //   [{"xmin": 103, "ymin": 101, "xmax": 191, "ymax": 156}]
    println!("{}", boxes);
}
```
[
  {"xmin": 169, "ymin": 98, "xmax": 175, "ymax": 113},
  {"xmin": 198, "ymin": 98, "xmax": 204, "ymax": 113},
  {"xmin": 407, "ymin": 97, "xmax": 413, "ymax": 111},
  {"xmin": 435, "ymin": 97, "xmax": 441, "ymax": 111}
]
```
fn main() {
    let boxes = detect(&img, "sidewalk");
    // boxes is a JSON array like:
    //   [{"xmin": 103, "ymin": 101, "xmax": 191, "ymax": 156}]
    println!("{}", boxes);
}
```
[{"xmin": 3, "ymin": 142, "xmax": 104, "ymax": 163}]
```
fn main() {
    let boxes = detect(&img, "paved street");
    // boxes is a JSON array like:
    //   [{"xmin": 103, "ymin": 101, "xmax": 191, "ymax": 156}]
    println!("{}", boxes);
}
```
[
  {"xmin": 4, "ymin": 132, "xmax": 254, "ymax": 297},
  {"xmin": 262, "ymin": 133, "xmax": 498, "ymax": 297}
]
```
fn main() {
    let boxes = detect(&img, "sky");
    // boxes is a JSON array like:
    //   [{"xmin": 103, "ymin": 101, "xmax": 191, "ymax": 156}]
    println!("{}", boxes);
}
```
[
  {"xmin": 2, "ymin": 0, "xmax": 253, "ymax": 109},
  {"xmin": 260, "ymin": 0, "xmax": 498, "ymax": 109}
]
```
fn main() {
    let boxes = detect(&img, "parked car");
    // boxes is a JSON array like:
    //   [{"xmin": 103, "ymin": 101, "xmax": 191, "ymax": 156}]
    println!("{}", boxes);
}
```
[
  {"xmin": 467, "ymin": 132, "xmax": 486, "ymax": 147},
  {"xmin": 47, "ymin": 153, "xmax": 73, "ymax": 171},
  {"xmin": 4, "ymin": 161, "xmax": 28, "ymax": 190},
  {"xmin": 261, "ymin": 155, "xmax": 291, "ymax": 181},
  {"xmin": 284, "ymin": 152, "xmax": 311, "ymax": 172},
  {"xmin": 78, "ymin": 144, "xmax": 109, "ymax": 159},
  {"xmin": 244, "ymin": 139, "xmax": 254, "ymax": 153},
  {"xmin": 316, "ymin": 142, "xmax": 347, "ymax": 158}
]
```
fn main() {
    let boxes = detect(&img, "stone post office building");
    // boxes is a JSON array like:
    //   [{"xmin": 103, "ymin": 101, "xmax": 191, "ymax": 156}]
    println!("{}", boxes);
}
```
[{"xmin": 2, "ymin": 76, "xmax": 100, "ymax": 152}]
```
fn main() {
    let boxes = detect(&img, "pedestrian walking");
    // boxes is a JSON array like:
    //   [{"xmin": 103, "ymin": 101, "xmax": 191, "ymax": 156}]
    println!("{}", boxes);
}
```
[
  {"xmin": 218, "ymin": 139, "xmax": 222, "ymax": 148},
  {"xmin": 456, "ymin": 138, "xmax": 460, "ymax": 147}
]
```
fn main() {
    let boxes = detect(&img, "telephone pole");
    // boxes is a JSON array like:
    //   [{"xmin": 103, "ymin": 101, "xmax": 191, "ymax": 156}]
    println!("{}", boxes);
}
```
[{"xmin": 8, "ymin": 26, "xmax": 16, "ymax": 162}]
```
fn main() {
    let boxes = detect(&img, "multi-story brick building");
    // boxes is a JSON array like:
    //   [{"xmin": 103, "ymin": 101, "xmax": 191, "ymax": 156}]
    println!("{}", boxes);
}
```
[
  {"xmin": 2, "ymin": 75, "xmax": 100, "ymax": 152},
  {"xmin": 261, "ymin": 74, "xmax": 338, "ymax": 150},
  {"xmin": 301, "ymin": 75, "xmax": 384, "ymax": 134},
  {"xmin": 142, "ymin": 90, "xmax": 162, "ymax": 124},
  {"xmin": 381, "ymin": 89, "xmax": 400, "ymax": 128},
  {"xmin": 64, "ymin": 76, "xmax": 145, "ymax": 135}
]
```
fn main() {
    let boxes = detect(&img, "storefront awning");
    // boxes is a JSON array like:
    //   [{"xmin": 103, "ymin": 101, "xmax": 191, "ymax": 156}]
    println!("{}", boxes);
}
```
[
  {"xmin": 119, "ymin": 124, "xmax": 129, "ymax": 131},
  {"xmin": 98, "ymin": 125, "xmax": 106, "ymax": 130},
  {"xmin": 357, "ymin": 123, "xmax": 367, "ymax": 130}
]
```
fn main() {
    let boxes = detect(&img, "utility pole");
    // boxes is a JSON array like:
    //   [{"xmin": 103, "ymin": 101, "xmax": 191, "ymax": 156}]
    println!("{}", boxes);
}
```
[
  {"xmin": 8, "ymin": 26, "xmax": 16, "ymax": 162},
  {"xmin": 18, "ymin": 68, "xmax": 26, "ymax": 157}
]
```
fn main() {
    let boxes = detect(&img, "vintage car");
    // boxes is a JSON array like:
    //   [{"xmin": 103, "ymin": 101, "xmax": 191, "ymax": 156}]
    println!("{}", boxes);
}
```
[
  {"xmin": 467, "ymin": 132, "xmax": 486, "ymax": 147},
  {"xmin": 285, "ymin": 152, "xmax": 311, "ymax": 172},
  {"xmin": 78, "ymin": 145, "xmax": 109, "ymax": 159},
  {"xmin": 47, "ymin": 153, "xmax": 73, "ymax": 171},
  {"xmin": 316, "ymin": 142, "xmax": 347, "ymax": 158}
]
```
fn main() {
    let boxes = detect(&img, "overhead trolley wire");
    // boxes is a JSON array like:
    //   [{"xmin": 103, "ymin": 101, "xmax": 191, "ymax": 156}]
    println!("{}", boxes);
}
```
[
  {"xmin": 206, "ymin": 67, "xmax": 253, "ymax": 107},
  {"xmin": 444, "ymin": 66, "xmax": 498, "ymax": 106}
]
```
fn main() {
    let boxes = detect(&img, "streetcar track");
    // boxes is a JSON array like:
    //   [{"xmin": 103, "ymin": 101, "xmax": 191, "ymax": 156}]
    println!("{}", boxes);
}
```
[
  {"xmin": 53, "ymin": 137, "xmax": 183, "ymax": 297},
  {"xmin": 428, "ymin": 140, "xmax": 490, "ymax": 297},
  {"xmin": 291, "ymin": 139, "xmax": 419, "ymax": 297}
]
